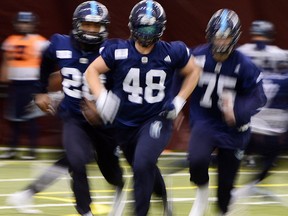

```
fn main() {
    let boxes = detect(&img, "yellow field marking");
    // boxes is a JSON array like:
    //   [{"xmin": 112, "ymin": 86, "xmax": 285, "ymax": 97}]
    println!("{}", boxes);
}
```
[
  {"xmin": 35, "ymin": 195, "xmax": 75, "ymax": 203},
  {"xmin": 36, "ymin": 188, "xmax": 117, "ymax": 196},
  {"xmin": 65, "ymin": 203, "xmax": 111, "ymax": 215}
]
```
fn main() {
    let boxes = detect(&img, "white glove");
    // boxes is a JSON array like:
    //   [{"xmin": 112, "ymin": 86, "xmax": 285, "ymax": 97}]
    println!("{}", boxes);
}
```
[
  {"xmin": 166, "ymin": 96, "xmax": 186, "ymax": 120},
  {"xmin": 96, "ymin": 89, "xmax": 120, "ymax": 124},
  {"xmin": 47, "ymin": 91, "xmax": 65, "ymax": 115}
]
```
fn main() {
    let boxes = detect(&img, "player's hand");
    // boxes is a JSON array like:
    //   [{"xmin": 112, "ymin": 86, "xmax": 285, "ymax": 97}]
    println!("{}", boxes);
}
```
[
  {"xmin": 47, "ymin": 91, "xmax": 64, "ymax": 115},
  {"xmin": 81, "ymin": 98, "xmax": 102, "ymax": 126},
  {"xmin": 35, "ymin": 93, "xmax": 51, "ymax": 113},
  {"xmin": 96, "ymin": 89, "xmax": 120, "ymax": 124},
  {"xmin": 35, "ymin": 92, "xmax": 64, "ymax": 115},
  {"xmin": 220, "ymin": 91, "xmax": 236, "ymax": 126},
  {"xmin": 164, "ymin": 96, "xmax": 186, "ymax": 120}
]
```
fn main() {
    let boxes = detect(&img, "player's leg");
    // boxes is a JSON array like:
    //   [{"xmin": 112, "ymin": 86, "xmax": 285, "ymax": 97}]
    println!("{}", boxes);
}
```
[
  {"xmin": 0, "ymin": 84, "xmax": 22, "ymax": 159},
  {"xmin": 21, "ymin": 84, "xmax": 39, "ymax": 159},
  {"xmin": 21, "ymin": 118, "xmax": 39, "ymax": 159},
  {"xmin": 63, "ymin": 119, "xmax": 94, "ymax": 216},
  {"xmin": 233, "ymin": 134, "xmax": 281, "ymax": 201},
  {"xmin": 92, "ymin": 127, "xmax": 125, "ymax": 215},
  {"xmin": 188, "ymin": 122, "xmax": 214, "ymax": 216},
  {"xmin": 133, "ymin": 115, "xmax": 173, "ymax": 216},
  {"xmin": 6, "ymin": 156, "xmax": 69, "ymax": 213},
  {"xmin": 93, "ymin": 127, "xmax": 124, "ymax": 187},
  {"xmin": 217, "ymin": 148, "xmax": 242, "ymax": 214},
  {"xmin": 0, "ymin": 121, "xmax": 20, "ymax": 159},
  {"xmin": 27, "ymin": 156, "xmax": 70, "ymax": 192}
]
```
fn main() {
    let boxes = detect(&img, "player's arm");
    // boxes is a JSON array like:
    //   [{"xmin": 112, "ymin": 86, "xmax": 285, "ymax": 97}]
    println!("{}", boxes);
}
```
[
  {"xmin": 37, "ymin": 48, "xmax": 58, "ymax": 94},
  {"xmin": 234, "ymin": 79, "xmax": 267, "ymax": 127},
  {"xmin": 85, "ymin": 56, "xmax": 120, "ymax": 124},
  {"xmin": 167, "ymin": 56, "xmax": 201, "ymax": 119},
  {"xmin": 0, "ymin": 53, "xmax": 10, "ymax": 83},
  {"xmin": 47, "ymin": 71, "xmax": 62, "ymax": 92},
  {"xmin": 178, "ymin": 56, "xmax": 201, "ymax": 100},
  {"xmin": 84, "ymin": 56, "xmax": 108, "ymax": 98},
  {"xmin": 35, "ymin": 42, "xmax": 62, "ymax": 114}
]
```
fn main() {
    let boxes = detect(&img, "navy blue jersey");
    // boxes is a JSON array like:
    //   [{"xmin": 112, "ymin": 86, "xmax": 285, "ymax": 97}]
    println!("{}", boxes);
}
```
[
  {"xmin": 262, "ymin": 73, "xmax": 288, "ymax": 109},
  {"xmin": 251, "ymin": 72, "xmax": 288, "ymax": 135},
  {"xmin": 40, "ymin": 34, "xmax": 100, "ymax": 116},
  {"xmin": 101, "ymin": 39, "xmax": 190, "ymax": 127},
  {"xmin": 190, "ymin": 44, "xmax": 266, "ymax": 130}
]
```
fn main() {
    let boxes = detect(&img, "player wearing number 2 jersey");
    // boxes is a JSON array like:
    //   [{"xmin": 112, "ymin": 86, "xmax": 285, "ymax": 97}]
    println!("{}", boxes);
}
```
[
  {"xmin": 85, "ymin": 1, "xmax": 200, "ymax": 215},
  {"xmin": 187, "ymin": 9, "xmax": 267, "ymax": 216},
  {"xmin": 33, "ymin": 2, "xmax": 124, "ymax": 216}
]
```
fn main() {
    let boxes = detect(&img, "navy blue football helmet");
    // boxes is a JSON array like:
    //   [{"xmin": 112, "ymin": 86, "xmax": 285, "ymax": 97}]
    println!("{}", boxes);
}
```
[
  {"xmin": 250, "ymin": 20, "xmax": 275, "ymax": 39},
  {"xmin": 13, "ymin": 11, "xmax": 38, "ymax": 34},
  {"xmin": 128, "ymin": 0, "xmax": 166, "ymax": 47},
  {"xmin": 72, "ymin": 1, "xmax": 110, "ymax": 45},
  {"xmin": 206, "ymin": 9, "xmax": 241, "ymax": 55}
]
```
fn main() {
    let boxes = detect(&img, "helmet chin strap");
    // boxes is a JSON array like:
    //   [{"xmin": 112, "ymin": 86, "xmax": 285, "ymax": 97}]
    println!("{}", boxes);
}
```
[{"xmin": 212, "ymin": 47, "xmax": 233, "ymax": 62}]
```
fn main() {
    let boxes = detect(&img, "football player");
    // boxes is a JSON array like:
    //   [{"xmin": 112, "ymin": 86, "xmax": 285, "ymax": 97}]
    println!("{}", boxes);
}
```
[
  {"xmin": 232, "ymin": 20, "xmax": 288, "ymax": 202},
  {"xmin": 237, "ymin": 20, "xmax": 288, "ymax": 74},
  {"xmin": 232, "ymin": 71, "xmax": 288, "ymax": 202},
  {"xmin": 85, "ymin": 1, "xmax": 200, "ymax": 215},
  {"xmin": 187, "ymin": 9, "xmax": 267, "ymax": 216},
  {"xmin": 7, "ymin": 2, "xmax": 124, "ymax": 216},
  {"xmin": 0, "ymin": 11, "xmax": 49, "ymax": 159}
]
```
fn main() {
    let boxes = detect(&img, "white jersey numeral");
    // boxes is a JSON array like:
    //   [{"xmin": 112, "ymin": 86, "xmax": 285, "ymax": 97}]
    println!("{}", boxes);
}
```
[
  {"xmin": 61, "ymin": 67, "xmax": 94, "ymax": 99},
  {"xmin": 199, "ymin": 73, "xmax": 237, "ymax": 108},
  {"xmin": 123, "ymin": 68, "xmax": 166, "ymax": 104}
]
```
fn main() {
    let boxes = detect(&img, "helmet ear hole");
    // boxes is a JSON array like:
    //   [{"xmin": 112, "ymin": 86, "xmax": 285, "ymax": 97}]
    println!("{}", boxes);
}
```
[
  {"xmin": 129, "ymin": 0, "xmax": 166, "ymax": 47},
  {"xmin": 72, "ymin": 1, "xmax": 110, "ymax": 45}
]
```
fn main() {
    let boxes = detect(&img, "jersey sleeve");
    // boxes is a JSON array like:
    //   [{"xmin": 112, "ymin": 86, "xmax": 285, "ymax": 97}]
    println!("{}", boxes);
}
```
[
  {"xmin": 234, "ymin": 55, "xmax": 267, "ymax": 126},
  {"xmin": 99, "ymin": 39, "xmax": 120, "ymax": 70},
  {"xmin": 36, "ymin": 34, "xmax": 60, "ymax": 93},
  {"xmin": 170, "ymin": 41, "xmax": 191, "ymax": 69}
]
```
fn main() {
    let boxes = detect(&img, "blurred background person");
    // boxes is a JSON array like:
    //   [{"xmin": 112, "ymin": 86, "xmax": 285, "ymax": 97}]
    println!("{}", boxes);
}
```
[
  {"xmin": 237, "ymin": 20, "xmax": 288, "ymax": 167},
  {"xmin": 0, "ymin": 11, "xmax": 49, "ymax": 159},
  {"xmin": 237, "ymin": 20, "xmax": 288, "ymax": 74},
  {"xmin": 237, "ymin": 20, "xmax": 288, "ymax": 166},
  {"xmin": 232, "ymin": 20, "xmax": 288, "ymax": 201}
]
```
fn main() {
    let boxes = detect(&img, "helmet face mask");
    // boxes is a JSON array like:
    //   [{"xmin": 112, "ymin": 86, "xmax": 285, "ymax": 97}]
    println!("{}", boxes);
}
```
[
  {"xmin": 212, "ymin": 36, "xmax": 233, "ymax": 54},
  {"xmin": 128, "ymin": 0, "xmax": 166, "ymax": 47},
  {"xmin": 206, "ymin": 9, "xmax": 241, "ymax": 57},
  {"xmin": 72, "ymin": 1, "xmax": 110, "ymax": 46}
]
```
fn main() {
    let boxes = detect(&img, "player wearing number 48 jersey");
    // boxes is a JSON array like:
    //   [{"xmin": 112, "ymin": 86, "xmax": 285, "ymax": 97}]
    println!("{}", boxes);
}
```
[
  {"xmin": 85, "ymin": 1, "xmax": 200, "ymax": 215},
  {"xmin": 187, "ymin": 9, "xmax": 267, "ymax": 216}
]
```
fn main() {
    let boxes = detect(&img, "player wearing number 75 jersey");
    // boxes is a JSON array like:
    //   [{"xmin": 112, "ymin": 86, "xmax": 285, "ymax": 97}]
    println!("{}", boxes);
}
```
[
  {"xmin": 187, "ymin": 9, "xmax": 267, "ymax": 216},
  {"xmin": 85, "ymin": 1, "xmax": 200, "ymax": 215}
]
